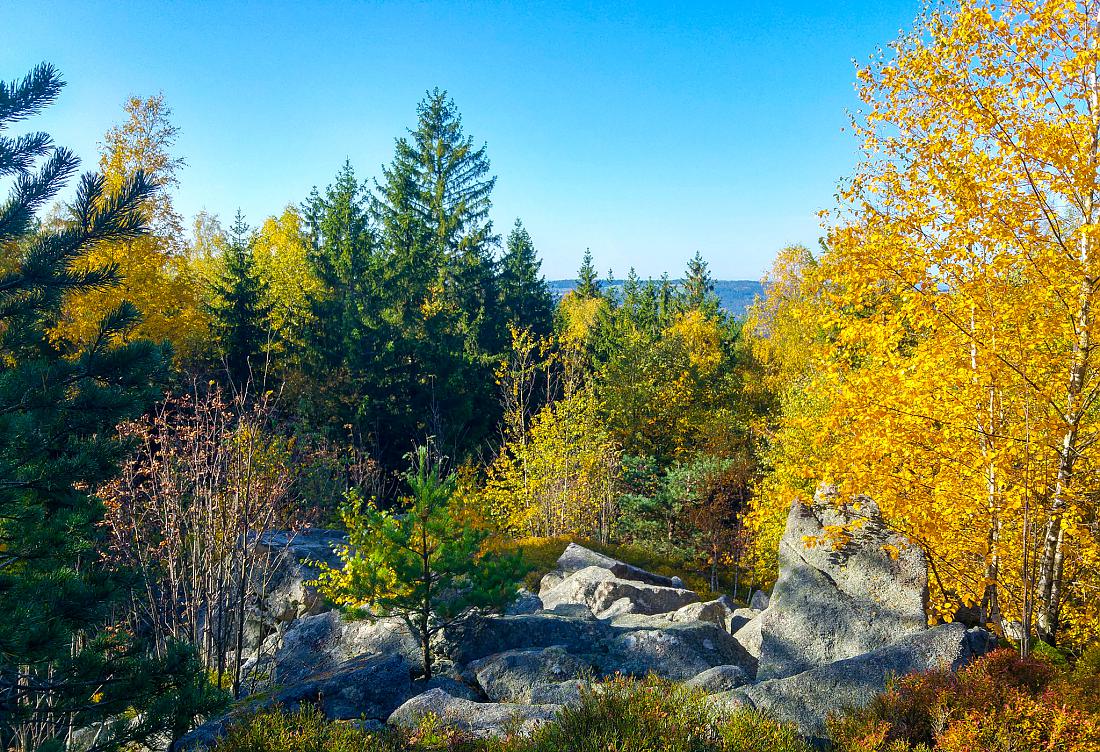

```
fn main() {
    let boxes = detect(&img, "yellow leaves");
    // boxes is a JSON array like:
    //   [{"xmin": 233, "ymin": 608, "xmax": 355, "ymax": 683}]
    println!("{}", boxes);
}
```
[{"xmin": 749, "ymin": 0, "xmax": 1100, "ymax": 645}]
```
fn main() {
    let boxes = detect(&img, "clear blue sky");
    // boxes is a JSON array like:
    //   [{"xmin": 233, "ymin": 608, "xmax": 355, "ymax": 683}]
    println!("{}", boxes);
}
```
[{"xmin": 3, "ymin": 1, "xmax": 918, "ymax": 280}]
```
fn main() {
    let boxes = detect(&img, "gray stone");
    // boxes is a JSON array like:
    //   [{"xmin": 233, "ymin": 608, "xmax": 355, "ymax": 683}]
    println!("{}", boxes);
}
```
[
  {"xmin": 685, "ymin": 665, "xmax": 751, "ymax": 693},
  {"xmin": 412, "ymin": 675, "xmax": 483, "ymax": 702},
  {"xmin": 599, "ymin": 620, "xmax": 757, "ymax": 680},
  {"xmin": 505, "ymin": 588, "xmax": 543, "ymax": 615},
  {"xmin": 670, "ymin": 598, "xmax": 736, "ymax": 630},
  {"xmin": 547, "ymin": 602, "xmax": 596, "ymax": 618},
  {"xmin": 540, "ymin": 565, "xmax": 699, "ymax": 619},
  {"xmin": 442, "ymin": 612, "xmax": 607, "ymax": 665},
  {"xmin": 757, "ymin": 490, "xmax": 929, "ymax": 680},
  {"xmin": 715, "ymin": 623, "xmax": 994, "ymax": 742},
  {"xmin": 245, "ymin": 529, "xmax": 347, "ymax": 647},
  {"xmin": 539, "ymin": 566, "xmax": 616, "ymax": 612},
  {"xmin": 729, "ymin": 608, "xmax": 757, "ymax": 635},
  {"xmin": 590, "ymin": 578, "xmax": 699, "ymax": 618},
  {"xmin": 468, "ymin": 646, "xmax": 591, "ymax": 703},
  {"xmin": 536, "ymin": 543, "xmax": 682, "ymax": 598},
  {"xmin": 252, "ymin": 609, "xmax": 418, "ymax": 690},
  {"xmin": 750, "ymin": 590, "xmax": 771, "ymax": 611},
  {"xmin": 174, "ymin": 652, "xmax": 412, "ymax": 751},
  {"xmin": 529, "ymin": 680, "xmax": 589, "ymax": 705},
  {"xmin": 274, "ymin": 652, "xmax": 412, "ymax": 721},
  {"xmin": 732, "ymin": 614, "xmax": 763, "ymax": 659},
  {"xmin": 388, "ymin": 688, "xmax": 559, "ymax": 738}
]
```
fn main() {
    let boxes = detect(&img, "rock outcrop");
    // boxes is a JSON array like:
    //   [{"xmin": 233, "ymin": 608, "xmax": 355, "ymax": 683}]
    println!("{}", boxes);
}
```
[
  {"xmin": 756, "ymin": 488, "xmax": 929, "ymax": 680},
  {"xmin": 178, "ymin": 513, "xmax": 995, "ymax": 748},
  {"xmin": 715, "ymin": 623, "xmax": 996, "ymax": 741}
]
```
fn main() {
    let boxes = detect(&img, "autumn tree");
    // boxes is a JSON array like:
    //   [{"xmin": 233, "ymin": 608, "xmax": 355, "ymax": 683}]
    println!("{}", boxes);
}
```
[
  {"xmin": 753, "ymin": 0, "xmax": 1100, "ymax": 647},
  {"xmin": 52, "ymin": 93, "xmax": 208, "ymax": 361}
]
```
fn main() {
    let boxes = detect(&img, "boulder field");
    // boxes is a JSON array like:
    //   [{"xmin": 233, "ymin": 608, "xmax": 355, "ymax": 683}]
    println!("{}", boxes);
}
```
[{"xmin": 174, "ymin": 490, "xmax": 995, "ymax": 749}]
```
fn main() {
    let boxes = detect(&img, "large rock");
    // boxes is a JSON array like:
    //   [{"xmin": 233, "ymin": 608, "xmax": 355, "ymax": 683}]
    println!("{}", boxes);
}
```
[
  {"xmin": 244, "ymin": 609, "xmax": 418, "ymax": 691},
  {"xmin": 732, "ymin": 614, "xmax": 763, "ymax": 659},
  {"xmin": 174, "ymin": 653, "xmax": 412, "ymax": 751},
  {"xmin": 273, "ymin": 652, "xmax": 412, "ymax": 720},
  {"xmin": 552, "ymin": 542, "xmax": 684, "ymax": 589},
  {"xmin": 715, "ymin": 624, "xmax": 995, "ymax": 741},
  {"xmin": 442, "ymin": 612, "xmax": 606, "ymax": 665},
  {"xmin": 685, "ymin": 664, "xmax": 751, "ymax": 693},
  {"xmin": 541, "ymin": 566, "xmax": 699, "ymax": 619},
  {"xmin": 669, "ymin": 597, "xmax": 737, "ymax": 631},
  {"xmin": 388, "ymin": 688, "xmax": 559, "ymax": 738},
  {"xmin": 468, "ymin": 646, "xmax": 591, "ymax": 702},
  {"xmin": 244, "ymin": 528, "xmax": 347, "ymax": 650},
  {"xmin": 505, "ymin": 588, "xmax": 543, "ymax": 616},
  {"xmin": 599, "ymin": 620, "xmax": 757, "ymax": 680},
  {"xmin": 539, "ymin": 566, "xmax": 616, "ymax": 612},
  {"xmin": 757, "ymin": 490, "xmax": 929, "ymax": 680}
]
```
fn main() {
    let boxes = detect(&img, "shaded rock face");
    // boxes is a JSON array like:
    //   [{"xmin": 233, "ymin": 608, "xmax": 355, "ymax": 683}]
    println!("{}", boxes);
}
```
[
  {"xmin": 468, "ymin": 646, "xmax": 591, "ymax": 703},
  {"xmin": 243, "ymin": 609, "xmax": 418, "ymax": 692},
  {"xmin": 244, "ymin": 528, "xmax": 346, "ymax": 651},
  {"xmin": 388, "ymin": 689, "xmax": 559, "ymax": 738},
  {"xmin": 750, "ymin": 590, "xmax": 770, "ymax": 611},
  {"xmin": 600, "ymin": 620, "xmax": 758, "ymax": 681},
  {"xmin": 715, "ymin": 623, "xmax": 996, "ymax": 741},
  {"xmin": 173, "ymin": 653, "xmax": 412, "ymax": 751},
  {"xmin": 274, "ymin": 652, "xmax": 412, "ymax": 721},
  {"xmin": 757, "ymin": 491, "xmax": 929, "ymax": 680},
  {"xmin": 443, "ymin": 612, "xmax": 606, "ymax": 666}
]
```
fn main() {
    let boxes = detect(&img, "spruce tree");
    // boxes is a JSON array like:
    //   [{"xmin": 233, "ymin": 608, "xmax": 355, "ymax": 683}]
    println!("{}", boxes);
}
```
[
  {"xmin": 498, "ymin": 219, "xmax": 553, "ymax": 338},
  {"xmin": 370, "ymin": 89, "xmax": 501, "ymax": 462},
  {"xmin": 0, "ymin": 64, "xmax": 218, "ymax": 751},
  {"xmin": 575, "ymin": 247, "xmax": 600, "ymax": 298},
  {"xmin": 680, "ymin": 250, "xmax": 720, "ymax": 316},
  {"xmin": 209, "ymin": 210, "xmax": 270, "ymax": 388}
]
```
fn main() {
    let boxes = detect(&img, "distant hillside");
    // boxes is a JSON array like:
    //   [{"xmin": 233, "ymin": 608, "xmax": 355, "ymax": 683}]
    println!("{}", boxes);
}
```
[{"xmin": 547, "ymin": 279, "xmax": 764, "ymax": 319}]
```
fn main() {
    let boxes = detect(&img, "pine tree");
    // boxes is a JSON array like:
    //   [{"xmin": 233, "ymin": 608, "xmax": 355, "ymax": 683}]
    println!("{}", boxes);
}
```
[
  {"xmin": 575, "ymin": 248, "xmax": 600, "ymax": 298},
  {"xmin": 0, "ymin": 64, "xmax": 219, "ymax": 751},
  {"xmin": 498, "ymin": 219, "xmax": 554, "ymax": 338},
  {"xmin": 209, "ymin": 210, "xmax": 270, "ymax": 388},
  {"xmin": 316, "ymin": 446, "xmax": 524, "ymax": 678}
]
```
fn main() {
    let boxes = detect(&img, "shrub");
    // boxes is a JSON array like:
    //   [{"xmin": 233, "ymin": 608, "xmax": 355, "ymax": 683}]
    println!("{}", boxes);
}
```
[
  {"xmin": 211, "ymin": 705, "xmax": 400, "ymax": 752},
  {"xmin": 521, "ymin": 676, "xmax": 810, "ymax": 752},
  {"xmin": 828, "ymin": 648, "xmax": 1100, "ymax": 752}
]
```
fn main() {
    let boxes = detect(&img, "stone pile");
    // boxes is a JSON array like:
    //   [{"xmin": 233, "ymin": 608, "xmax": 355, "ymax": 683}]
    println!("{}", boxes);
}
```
[{"xmin": 174, "ymin": 489, "xmax": 995, "ymax": 749}]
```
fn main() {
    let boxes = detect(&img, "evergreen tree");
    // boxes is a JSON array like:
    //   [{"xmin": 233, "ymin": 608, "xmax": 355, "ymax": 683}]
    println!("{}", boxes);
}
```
[
  {"xmin": 303, "ymin": 160, "xmax": 375, "ymax": 365},
  {"xmin": 316, "ymin": 446, "xmax": 524, "ymax": 678},
  {"xmin": 369, "ymin": 89, "xmax": 502, "ymax": 462},
  {"xmin": 680, "ymin": 251, "xmax": 720, "ymax": 316},
  {"xmin": 498, "ymin": 219, "xmax": 554, "ymax": 338},
  {"xmin": 0, "ymin": 64, "xmax": 219, "ymax": 751},
  {"xmin": 209, "ymin": 210, "xmax": 270, "ymax": 387},
  {"xmin": 575, "ymin": 247, "xmax": 600, "ymax": 298}
]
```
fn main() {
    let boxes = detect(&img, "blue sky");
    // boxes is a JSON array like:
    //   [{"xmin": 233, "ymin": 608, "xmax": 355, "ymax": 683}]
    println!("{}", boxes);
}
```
[{"xmin": 3, "ymin": 1, "xmax": 918, "ymax": 279}]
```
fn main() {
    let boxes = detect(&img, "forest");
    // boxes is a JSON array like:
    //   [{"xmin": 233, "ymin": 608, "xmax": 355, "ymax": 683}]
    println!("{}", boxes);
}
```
[{"xmin": 3, "ymin": 2, "xmax": 1100, "ymax": 751}]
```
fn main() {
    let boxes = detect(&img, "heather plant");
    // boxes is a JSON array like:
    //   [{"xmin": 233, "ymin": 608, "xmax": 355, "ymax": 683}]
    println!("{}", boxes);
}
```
[{"xmin": 827, "ymin": 648, "xmax": 1100, "ymax": 752}]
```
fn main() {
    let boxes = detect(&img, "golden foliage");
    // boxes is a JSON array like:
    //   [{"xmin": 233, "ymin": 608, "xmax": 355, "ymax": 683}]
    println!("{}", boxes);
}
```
[{"xmin": 750, "ymin": 0, "xmax": 1100, "ymax": 645}]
